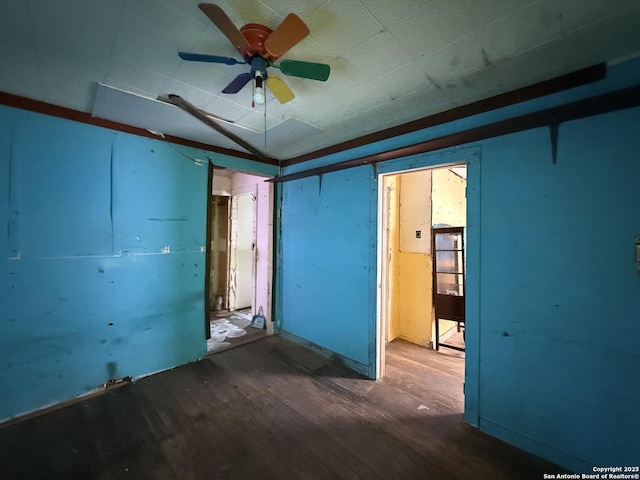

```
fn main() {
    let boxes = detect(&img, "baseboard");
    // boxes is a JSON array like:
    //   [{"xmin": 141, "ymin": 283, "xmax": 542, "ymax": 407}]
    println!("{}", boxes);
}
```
[
  {"xmin": 278, "ymin": 330, "xmax": 373, "ymax": 378},
  {"xmin": 0, "ymin": 386, "xmax": 105, "ymax": 429},
  {"xmin": 478, "ymin": 417, "xmax": 591, "ymax": 473},
  {"xmin": 394, "ymin": 335, "xmax": 431, "ymax": 348},
  {"xmin": 439, "ymin": 324, "xmax": 458, "ymax": 342},
  {"xmin": 0, "ymin": 360, "xmax": 201, "ymax": 429}
]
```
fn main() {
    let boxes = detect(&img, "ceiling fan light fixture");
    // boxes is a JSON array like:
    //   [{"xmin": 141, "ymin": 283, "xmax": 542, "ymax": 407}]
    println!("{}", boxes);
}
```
[{"xmin": 254, "ymin": 71, "xmax": 266, "ymax": 105}]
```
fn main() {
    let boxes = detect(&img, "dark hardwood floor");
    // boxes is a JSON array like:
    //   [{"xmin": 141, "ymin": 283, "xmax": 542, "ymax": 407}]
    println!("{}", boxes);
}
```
[{"xmin": 0, "ymin": 336, "xmax": 563, "ymax": 479}]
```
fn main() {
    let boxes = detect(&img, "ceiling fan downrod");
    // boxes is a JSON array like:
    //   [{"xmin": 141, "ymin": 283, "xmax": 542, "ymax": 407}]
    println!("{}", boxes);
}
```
[{"xmin": 251, "ymin": 57, "xmax": 267, "ymax": 106}]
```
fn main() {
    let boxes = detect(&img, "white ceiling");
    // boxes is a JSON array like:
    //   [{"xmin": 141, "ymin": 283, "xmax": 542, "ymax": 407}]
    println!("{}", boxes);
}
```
[{"xmin": 2, "ymin": 0, "xmax": 640, "ymax": 161}]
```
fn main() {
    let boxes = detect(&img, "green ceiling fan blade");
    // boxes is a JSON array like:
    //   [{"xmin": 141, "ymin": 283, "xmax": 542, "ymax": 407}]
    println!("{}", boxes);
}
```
[{"xmin": 277, "ymin": 60, "xmax": 330, "ymax": 81}]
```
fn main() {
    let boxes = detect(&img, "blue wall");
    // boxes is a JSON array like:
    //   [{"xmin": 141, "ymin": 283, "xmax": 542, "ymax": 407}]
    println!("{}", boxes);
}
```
[
  {"xmin": 0, "ymin": 106, "xmax": 276, "ymax": 421},
  {"xmin": 476, "ymin": 111, "xmax": 640, "ymax": 470},
  {"xmin": 279, "ymin": 169, "xmax": 377, "ymax": 373},
  {"xmin": 278, "ymin": 58, "xmax": 640, "ymax": 471}
]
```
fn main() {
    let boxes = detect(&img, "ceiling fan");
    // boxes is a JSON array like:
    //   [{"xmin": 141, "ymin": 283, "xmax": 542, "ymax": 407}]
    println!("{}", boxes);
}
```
[{"xmin": 179, "ymin": 3, "xmax": 330, "ymax": 105}]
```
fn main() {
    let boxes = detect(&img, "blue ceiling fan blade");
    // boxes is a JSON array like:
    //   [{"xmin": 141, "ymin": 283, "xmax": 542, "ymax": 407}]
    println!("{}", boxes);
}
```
[
  {"xmin": 222, "ymin": 73, "xmax": 252, "ymax": 93},
  {"xmin": 178, "ymin": 52, "xmax": 245, "ymax": 65}
]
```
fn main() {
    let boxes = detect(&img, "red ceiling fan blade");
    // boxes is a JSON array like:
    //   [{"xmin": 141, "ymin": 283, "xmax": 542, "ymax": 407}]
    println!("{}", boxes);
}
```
[
  {"xmin": 265, "ymin": 13, "xmax": 309, "ymax": 58},
  {"xmin": 199, "ymin": 3, "xmax": 249, "ymax": 51}
]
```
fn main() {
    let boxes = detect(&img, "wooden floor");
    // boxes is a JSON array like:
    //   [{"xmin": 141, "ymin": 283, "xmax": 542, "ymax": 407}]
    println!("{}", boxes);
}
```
[{"xmin": 0, "ymin": 336, "xmax": 563, "ymax": 480}]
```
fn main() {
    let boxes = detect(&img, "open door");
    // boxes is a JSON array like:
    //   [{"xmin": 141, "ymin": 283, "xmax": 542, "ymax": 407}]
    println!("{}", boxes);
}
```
[{"xmin": 228, "ymin": 190, "xmax": 256, "ymax": 311}]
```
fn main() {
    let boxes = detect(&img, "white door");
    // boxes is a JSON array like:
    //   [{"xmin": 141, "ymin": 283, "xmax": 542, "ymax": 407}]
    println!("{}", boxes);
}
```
[{"xmin": 228, "ymin": 191, "xmax": 255, "ymax": 310}]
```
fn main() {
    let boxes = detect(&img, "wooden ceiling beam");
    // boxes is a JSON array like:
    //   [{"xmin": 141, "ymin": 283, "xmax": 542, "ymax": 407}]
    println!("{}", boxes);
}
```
[{"xmin": 0, "ymin": 91, "xmax": 278, "ymax": 166}]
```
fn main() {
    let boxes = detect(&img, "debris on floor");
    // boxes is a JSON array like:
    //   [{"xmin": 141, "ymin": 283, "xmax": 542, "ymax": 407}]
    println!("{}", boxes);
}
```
[
  {"xmin": 207, "ymin": 316, "xmax": 250, "ymax": 352},
  {"xmin": 104, "ymin": 375, "xmax": 132, "ymax": 390}
]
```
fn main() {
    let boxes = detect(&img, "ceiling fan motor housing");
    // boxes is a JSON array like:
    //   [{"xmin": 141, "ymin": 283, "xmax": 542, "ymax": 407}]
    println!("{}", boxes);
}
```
[
  {"xmin": 250, "ymin": 57, "xmax": 268, "ymax": 76},
  {"xmin": 239, "ymin": 24, "xmax": 277, "ymax": 61}
]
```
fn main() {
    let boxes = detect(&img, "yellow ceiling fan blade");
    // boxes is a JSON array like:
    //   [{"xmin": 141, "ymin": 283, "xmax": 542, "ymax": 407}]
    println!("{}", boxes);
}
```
[{"xmin": 266, "ymin": 75, "xmax": 295, "ymax": 104}]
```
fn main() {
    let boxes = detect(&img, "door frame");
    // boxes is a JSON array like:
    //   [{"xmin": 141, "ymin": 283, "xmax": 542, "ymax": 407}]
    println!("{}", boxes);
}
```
[
  {"xmin": 374, "ymin": 148, "xmax": 480, "ymax": 427},
  {"xmin": 204, "ymin": 162, "xmax": 214, "ymax": 339},
  {"xmin": 375, "ymin": 173, "xmax": 392, "ymax": 379},
  {"xmin": 205, "ymin": 169, "xmax": 276, "ymax": 340}
]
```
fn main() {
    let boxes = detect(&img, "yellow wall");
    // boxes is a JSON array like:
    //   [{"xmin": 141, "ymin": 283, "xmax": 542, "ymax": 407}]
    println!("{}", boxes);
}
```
[
  {"xmin": 388, "ymin": 170, "xmax": 433, "ymax": 346},
  {"xmin": 396, "ymin": 253, "xmax": 433, "ymax": 345},
  {"xmin": 432, "ymin": 168, "xmax": 466, "ymax": 226}
]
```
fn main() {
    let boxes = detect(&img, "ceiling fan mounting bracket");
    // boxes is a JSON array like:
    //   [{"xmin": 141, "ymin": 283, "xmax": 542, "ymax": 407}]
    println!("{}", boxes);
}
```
[{"xmin": 239, "ymin": 23, "xmax": 277, "ymax": 61}]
